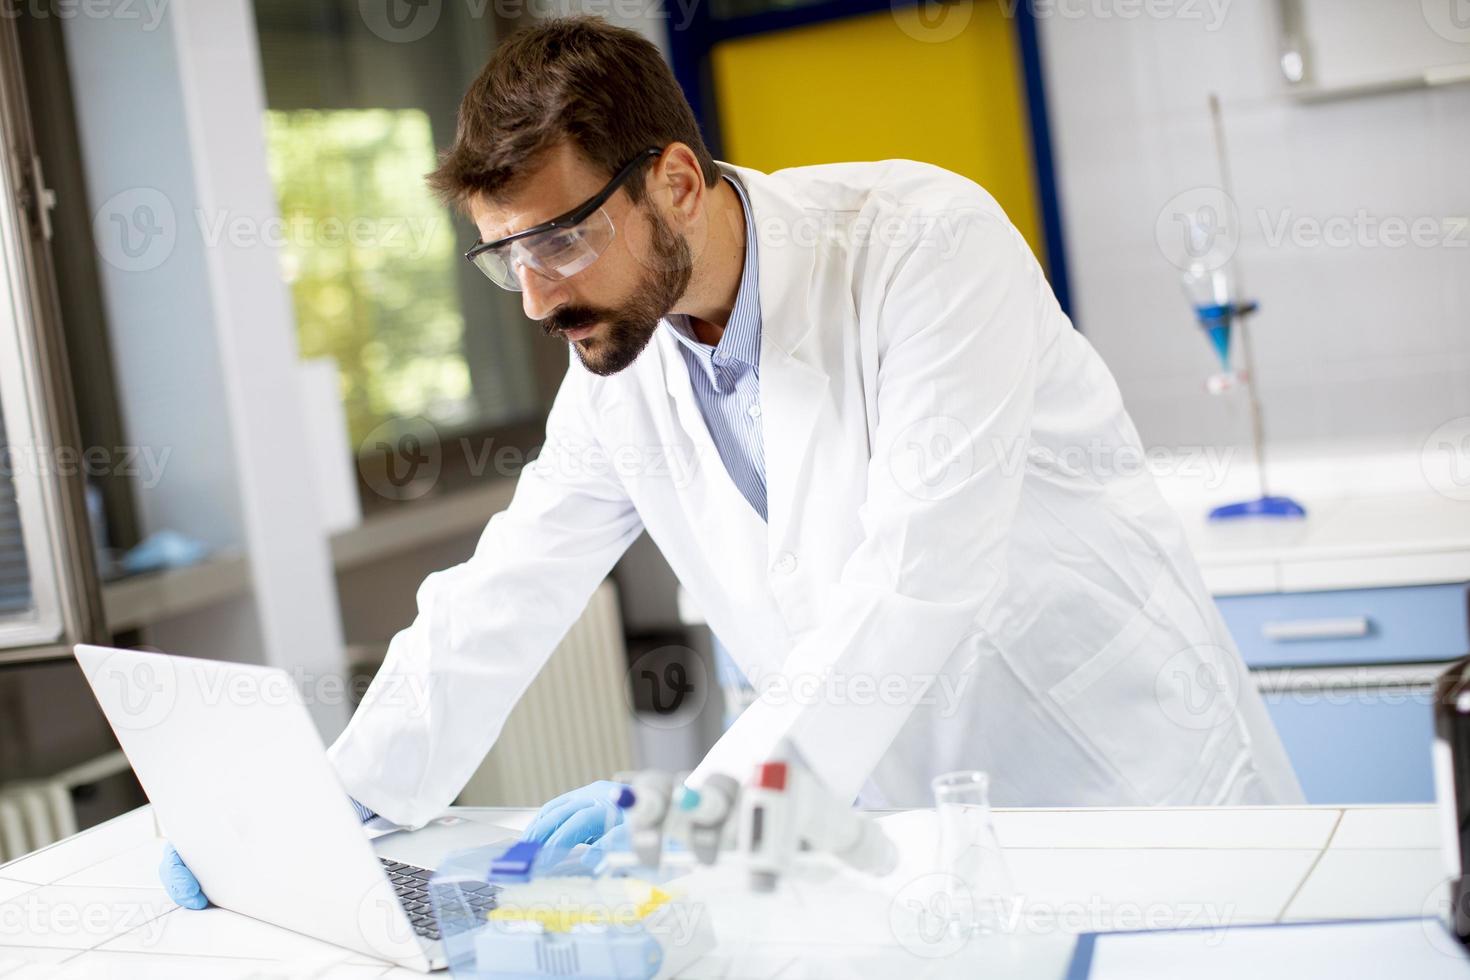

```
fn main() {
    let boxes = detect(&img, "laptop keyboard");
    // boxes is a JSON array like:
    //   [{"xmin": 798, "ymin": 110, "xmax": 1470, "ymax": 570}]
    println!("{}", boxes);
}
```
[{"xmin": 379, "ymin": 857, "xmax": 498, "ymax": 942}]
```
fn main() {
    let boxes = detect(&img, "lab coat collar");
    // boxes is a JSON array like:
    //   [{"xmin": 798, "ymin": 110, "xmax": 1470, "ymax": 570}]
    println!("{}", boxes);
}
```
[
  {"xmin": 714, "ymin": 162, "xmax": 831, "ymax": 554},
  {"xmin": 651, "ymin": 162, "xmax": 830, "ymax": 556},
  {"xmin": 717, "ymin": 162, "xmax": 820, "ymax": 358}
]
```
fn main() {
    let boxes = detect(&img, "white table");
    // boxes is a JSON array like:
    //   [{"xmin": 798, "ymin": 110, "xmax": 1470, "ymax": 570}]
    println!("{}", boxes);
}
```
[
  {"xmin": 0, "ymin": 804, "xmax": 1449, "ymax": 978},
  {"xmin": 1153, "ymin": 448, "xmax": 1470, "ymax": 595}
]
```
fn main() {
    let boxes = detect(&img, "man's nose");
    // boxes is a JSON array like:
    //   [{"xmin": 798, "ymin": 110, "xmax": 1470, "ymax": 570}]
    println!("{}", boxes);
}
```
[{"xmin": 519, "ymin": 266, "xmax": 566, "ymax": 322}]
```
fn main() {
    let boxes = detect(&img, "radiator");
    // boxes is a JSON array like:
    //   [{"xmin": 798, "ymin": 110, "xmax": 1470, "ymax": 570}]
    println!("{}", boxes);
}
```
[
  {"xmin": 457, "ymin": 579, "xmax": 634, "ymax": 807},
  {"xmin": 0, "ymin": 751, "xmax": 131, "ymax": 861}
]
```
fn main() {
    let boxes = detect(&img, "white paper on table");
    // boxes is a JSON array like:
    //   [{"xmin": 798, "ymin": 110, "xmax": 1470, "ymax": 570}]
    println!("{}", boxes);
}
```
[{"xmin": 1073, "ymin": 917, "xmax": 1470, "ymax": 979}]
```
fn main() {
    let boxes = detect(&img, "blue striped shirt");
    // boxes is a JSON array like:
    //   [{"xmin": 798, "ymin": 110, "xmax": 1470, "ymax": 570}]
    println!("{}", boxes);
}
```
[{"xmin": 664, "ymin": 175, "xmax": 767, "ymax": 522}]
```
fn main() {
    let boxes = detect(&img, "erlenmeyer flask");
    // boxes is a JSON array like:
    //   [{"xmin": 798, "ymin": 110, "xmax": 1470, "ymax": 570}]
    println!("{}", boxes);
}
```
[{"xmin": 932, "ymin": 770, "xmax": 1016, "ymax": 938}]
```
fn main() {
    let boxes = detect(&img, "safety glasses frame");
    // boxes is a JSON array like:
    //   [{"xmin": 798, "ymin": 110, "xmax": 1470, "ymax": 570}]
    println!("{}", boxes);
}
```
[{"xmin": 463, "ymin": 146, "xmax": 662, "ymax": 269}]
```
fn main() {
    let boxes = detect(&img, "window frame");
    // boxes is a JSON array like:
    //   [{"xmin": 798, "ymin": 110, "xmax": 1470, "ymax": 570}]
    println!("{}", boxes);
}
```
[{"xmin": 0, "ymin": 14, "xmax": 105, "ymax": 662}]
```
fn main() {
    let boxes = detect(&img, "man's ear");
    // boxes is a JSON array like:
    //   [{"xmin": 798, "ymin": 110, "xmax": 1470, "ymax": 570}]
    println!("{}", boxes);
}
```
[{"xmin": 653, "ymin": 143, "xmax": 708, "ymax": 228}]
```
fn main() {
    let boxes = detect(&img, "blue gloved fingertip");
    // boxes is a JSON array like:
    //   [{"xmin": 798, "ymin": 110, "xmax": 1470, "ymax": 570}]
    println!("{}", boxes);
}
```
[{"xmin": 160, "ymin": 843, "xmax": 209, "ymax": 909}]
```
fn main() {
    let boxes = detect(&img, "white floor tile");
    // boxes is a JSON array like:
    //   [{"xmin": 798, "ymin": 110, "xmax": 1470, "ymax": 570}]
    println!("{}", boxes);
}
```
[
  {"xmin": 56, "ymin": 843, "xmax": 165, "ymax": 891},
  {"xmin": 1329, "ymin": 806, "xmax": 1441, "ymax": 850},
  {"xmin": 684, "ymin": 935, "xmax": 1076, "ymax": 980},
  {"xmin": 100, "ymin": 903, "xmax": 365, "ymax": 963},
  {"xmin": 0, "ymin": 945, "xmax": 80, "ymax": 971},
  {"xmin": 310, "ymin": 964, "xmax": 394, "ymax": 979},
  {"xmin": 0, "ymin": 885, "xmax": 173, "ymax": 950},
  {"xmin": 1284, "ymin": 848, "xmax": 1448, "ymax": 921},
  {"xmin": 48, "ymin": 949, "xmax": 286, "ymax": 979},
  {"xmin": 0, "ymin": 881, "xmax": 37, "ymax": 906},
  {"xmin": 0, "ymin": 810, "xmax": 156, "ymax": 886},
  {"xmin": 989, "ymin": 807, "xmax": 1340, "ymax": 851},
  {"xmin": 1002, "ymin": 847, "xmax": 1320, "ymax": 928}
]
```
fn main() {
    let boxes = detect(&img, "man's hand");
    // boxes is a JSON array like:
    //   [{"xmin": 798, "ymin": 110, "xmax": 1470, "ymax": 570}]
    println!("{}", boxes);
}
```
[
  {"xmin": 159, "ymin": 843, "xmax": 208, "ymax": 910},
  {"xmin": 521, "ymin": 780, "xmax": 628, "ymax": 865}
]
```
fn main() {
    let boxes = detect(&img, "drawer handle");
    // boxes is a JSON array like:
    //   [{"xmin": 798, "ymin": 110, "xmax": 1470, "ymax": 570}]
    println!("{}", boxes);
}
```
[{"xmin": 1261, "ymin": 616, "xmax": 1371, "ymax": 642}]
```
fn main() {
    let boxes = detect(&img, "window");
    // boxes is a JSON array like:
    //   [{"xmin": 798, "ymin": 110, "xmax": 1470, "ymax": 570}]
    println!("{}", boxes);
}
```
[
  {"xmin": 0, "ymin": 15, "xmax": 104, "ymax": 659},
  {"xmin": 0, "ymin": 405, "xmax": 34, "ymax": 617},
  {"xmin": 253, "ymin": 0, "xmax": 560, "ymax": 484},
  {"xmin": 265, "ymin": 108, "xmax": 475, "ymax": 444}
]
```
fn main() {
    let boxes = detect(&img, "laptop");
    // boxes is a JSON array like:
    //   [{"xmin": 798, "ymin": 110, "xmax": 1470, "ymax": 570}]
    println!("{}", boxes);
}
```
[{"xmin": 74, "ymin": 644, "xmax": 504, "ymax": 972}]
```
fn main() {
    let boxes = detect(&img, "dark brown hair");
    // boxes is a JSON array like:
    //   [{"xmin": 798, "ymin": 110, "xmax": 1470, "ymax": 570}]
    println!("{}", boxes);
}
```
[{"xmin": 427, "ymin": 16, "xmax": 719, "ymax": 211}]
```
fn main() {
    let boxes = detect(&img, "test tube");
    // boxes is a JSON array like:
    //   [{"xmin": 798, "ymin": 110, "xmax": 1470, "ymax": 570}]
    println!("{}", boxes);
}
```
[{"xmin": 932, "ymin": 770, "xmax": 1015, "ymax": 937}]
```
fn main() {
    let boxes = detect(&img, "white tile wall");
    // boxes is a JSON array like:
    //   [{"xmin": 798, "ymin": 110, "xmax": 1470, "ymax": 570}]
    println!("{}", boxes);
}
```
[{"xmin": 1039, "ymin": 4, "xmax": 1470, "ymax": 455}]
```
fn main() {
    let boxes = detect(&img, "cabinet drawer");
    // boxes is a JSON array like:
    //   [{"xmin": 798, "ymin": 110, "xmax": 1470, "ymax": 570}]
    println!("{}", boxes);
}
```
[
  {"xmin": 1217, "ymin": 582, "xmax": 1469, "ymax": 668},
  {"xmin": 1256, "ymin": 665, "xmax": 1438, "ymax": 804}
]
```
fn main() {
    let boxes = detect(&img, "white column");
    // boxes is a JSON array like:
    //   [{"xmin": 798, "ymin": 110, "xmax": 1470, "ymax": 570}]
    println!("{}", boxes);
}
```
[
  {"xmin": 65, "ymin": 0, "xmax": 348, "ymax": 737},
  {"xmin": 167, "ymin": 0, "xmax": 348, "ymax": 737}
]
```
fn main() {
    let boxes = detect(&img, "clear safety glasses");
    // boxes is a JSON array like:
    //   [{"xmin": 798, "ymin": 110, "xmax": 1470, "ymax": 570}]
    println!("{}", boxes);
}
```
[{"xmin": 464, "ymin": 147, "xmax": 661, "ymax": 292}]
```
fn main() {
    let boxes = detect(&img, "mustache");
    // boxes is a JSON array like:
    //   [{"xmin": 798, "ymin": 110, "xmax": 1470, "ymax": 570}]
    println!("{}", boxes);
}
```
[{"xmin": 541, "ymin": 306, "xmax": 612, "ymax": 337}]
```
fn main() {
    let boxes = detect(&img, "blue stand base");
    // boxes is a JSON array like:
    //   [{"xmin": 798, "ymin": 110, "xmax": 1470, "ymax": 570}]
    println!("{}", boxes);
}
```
[{"xmin": 1208, "ymin": 495, "xmax": 1307, "ymax": 521}]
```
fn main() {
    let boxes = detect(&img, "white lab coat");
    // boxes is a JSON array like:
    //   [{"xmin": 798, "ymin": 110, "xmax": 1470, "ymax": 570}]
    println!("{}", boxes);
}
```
[{"xmin": 329, "ymin": 160, "xmax": 1303, "ymax": 827}]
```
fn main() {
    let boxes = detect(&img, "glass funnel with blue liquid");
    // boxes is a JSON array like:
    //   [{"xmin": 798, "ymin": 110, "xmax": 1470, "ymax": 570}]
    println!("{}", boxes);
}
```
[{"xmin": 1181, "ymin": 260, "xmax": 1305, "ymax": 521}]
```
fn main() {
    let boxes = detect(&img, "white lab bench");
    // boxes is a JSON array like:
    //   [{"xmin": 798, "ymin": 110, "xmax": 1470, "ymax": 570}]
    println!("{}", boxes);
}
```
[{"xmin": 0, "ymin": 802, "xmax": 1450, "ymax": 977}]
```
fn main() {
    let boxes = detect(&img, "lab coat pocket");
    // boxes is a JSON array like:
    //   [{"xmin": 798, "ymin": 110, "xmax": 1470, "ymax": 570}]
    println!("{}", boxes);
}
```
[{"xmin": 1046, "ymin": 570, "xmax": 1250, "ymax": 804}]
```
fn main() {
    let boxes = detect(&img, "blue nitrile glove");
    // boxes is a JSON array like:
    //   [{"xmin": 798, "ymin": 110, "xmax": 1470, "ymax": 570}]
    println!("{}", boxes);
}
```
[
  {"xmin": 159, "ymin": 843, "xmax": 208, "ymax": 909},
  {"xmin": 160, "ymin": 797, "xmax": 377, "ymax": 910},
  {"xmin": 579, "ymin": 822, "xmax": 631, "ymax": 871},
  {"xmin": 522, "ymin": 780, "xmax": 629, "ymax": 864}
]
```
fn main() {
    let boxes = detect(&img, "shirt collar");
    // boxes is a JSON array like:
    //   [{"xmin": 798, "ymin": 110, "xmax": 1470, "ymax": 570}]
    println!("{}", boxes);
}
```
[{"xmin": 665, "ymin": 174, "xmax": 761, "ymax": 374}]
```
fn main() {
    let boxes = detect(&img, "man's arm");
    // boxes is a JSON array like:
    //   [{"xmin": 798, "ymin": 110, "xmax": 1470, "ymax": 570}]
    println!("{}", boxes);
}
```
[
  {"xmin": 691, "ymin": 208, "xmax": 1043, "ymax": 801},
  {"xmin": 329, "ymin": 362, "xmax": 643, "ymax": 828}
]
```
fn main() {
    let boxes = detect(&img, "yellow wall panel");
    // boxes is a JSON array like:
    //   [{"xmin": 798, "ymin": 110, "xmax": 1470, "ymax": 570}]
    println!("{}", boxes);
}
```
[{"xmin": 710, "ymin": 1, "xmax": 1044, "ymax": 261}]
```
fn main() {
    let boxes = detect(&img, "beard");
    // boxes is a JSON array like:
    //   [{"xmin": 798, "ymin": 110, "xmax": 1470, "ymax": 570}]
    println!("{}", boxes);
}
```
[{"xmin": 540, "ymin": 207, "xmax": 692, "ymax": 377}]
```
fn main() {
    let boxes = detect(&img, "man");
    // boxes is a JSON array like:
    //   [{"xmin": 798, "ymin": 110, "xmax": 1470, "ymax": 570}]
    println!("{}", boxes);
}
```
[{"xmin": 164, "ymin": 15, "xmax": 1299, "ymax": 904}]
